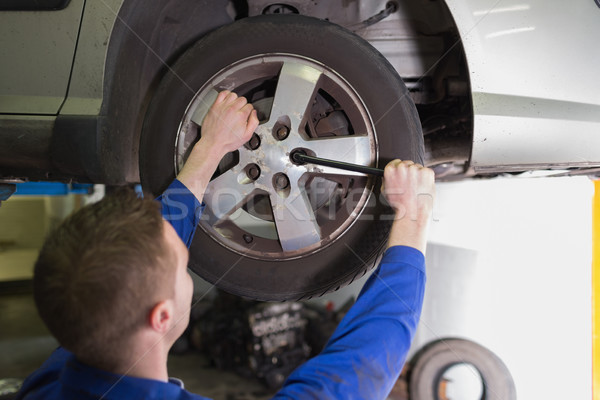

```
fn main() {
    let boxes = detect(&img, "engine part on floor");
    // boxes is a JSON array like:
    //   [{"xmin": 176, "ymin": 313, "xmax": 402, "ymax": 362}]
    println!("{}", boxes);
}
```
[
  {"xmin": 184, "ymin": 291, "xmax": 346, "ymax": 389},
  {"xmin": 0, "ymin": 378, "xmax": 22, "ymax": 399},
  {"xmin": 247, "ymin": 302, "xmax": 311, "ymax": 388}
]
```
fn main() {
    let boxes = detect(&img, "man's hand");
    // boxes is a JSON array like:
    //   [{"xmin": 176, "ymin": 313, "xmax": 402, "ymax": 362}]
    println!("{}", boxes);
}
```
[
  {"xmin": 199, "ymin": 90, "xmax": 259, "ymax": 156},
  {"xmin": 382, "ymin": 160, "xmax": 435, "ymax": 253},
  {"xmin": 177, "ymin": 91, "xmax": 259, "ymax": 202}
]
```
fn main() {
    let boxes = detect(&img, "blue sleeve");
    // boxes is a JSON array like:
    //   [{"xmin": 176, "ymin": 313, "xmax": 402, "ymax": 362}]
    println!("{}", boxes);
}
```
[
  {"xmin": 272, "ymin": 246, "xmax": 426, "ymax": 400},
  {"xmin": 15, "ymin": 347, "xmax": 70, "ymax": 400},
  {"xmin": 156, "ymin": 179, "xmax": 205, "ymax": 248}
]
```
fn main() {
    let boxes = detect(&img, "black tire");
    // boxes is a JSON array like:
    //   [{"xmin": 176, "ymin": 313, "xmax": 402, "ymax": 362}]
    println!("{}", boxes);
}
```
[
  {"xmin": 140, "ymin": 15, "xmax": 423, "ymax": 301},
  {"xmin": 408, "ymin": 339, "xmax": 517, "ymax": 400}
]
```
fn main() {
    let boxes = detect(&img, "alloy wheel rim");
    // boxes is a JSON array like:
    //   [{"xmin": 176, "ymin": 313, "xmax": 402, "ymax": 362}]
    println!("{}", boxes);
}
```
[{"xmin": 176, "ymin": 54, "xmax": 378, "ymax": 260}]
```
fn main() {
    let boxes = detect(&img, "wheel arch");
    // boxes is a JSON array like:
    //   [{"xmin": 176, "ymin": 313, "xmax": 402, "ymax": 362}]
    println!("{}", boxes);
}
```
[{"xmin": 94, "ymin": 0, "xmax": 235, "ymax": 184}]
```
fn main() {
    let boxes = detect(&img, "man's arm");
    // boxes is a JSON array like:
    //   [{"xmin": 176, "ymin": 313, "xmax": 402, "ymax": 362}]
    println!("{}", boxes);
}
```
[
  {"xmin": 273, "ymin": 160, "xmax": 435, "ymax": 400},
  {"xmin": 158, "ymin": 91, "xmax": 258, "ymax": 246},
  {"xmin": 383, "ymin": 159, "xmax": 435, "ymax": 254},
  {"xmin": 177, "ymin": 91, "xmax": 258, "ymax": 202}
]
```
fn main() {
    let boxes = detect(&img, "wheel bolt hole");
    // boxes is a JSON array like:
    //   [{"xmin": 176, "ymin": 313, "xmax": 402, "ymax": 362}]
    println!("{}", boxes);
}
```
[
  {"xmin": 246, "ymin": 133, "xmax": 261, "ymax": 150},
  {"xmin": 274, "ymin": 174, "xmax": 289, "ymax": 189},
  {"xmin": 245, "ymin": 163, "xmax": 261, "ymax": 181},
  {"xmin": 273, "ymin": 116, "xmax": 291, "ymax": 141},
  {"xmin": 272, "ymin": 173, "xmax": 291, "ymax": 198},
  {"xmin": 276, "ymin": 126, "xmax": 290, "ymax": 140}
]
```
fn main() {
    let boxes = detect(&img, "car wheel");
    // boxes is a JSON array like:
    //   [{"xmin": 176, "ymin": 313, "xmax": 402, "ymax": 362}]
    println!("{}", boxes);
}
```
[{"xmin": 140, "ymin": 14, "xmax": 423, "ymax": 301}]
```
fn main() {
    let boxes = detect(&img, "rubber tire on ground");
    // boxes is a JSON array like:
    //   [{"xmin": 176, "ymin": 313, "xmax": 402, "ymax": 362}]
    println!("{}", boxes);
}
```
[
  {"xmin": 140, "ymin": 14, "xmax": 423, "ymax": 301},
  {"xmin": 408, "ymin": 338, "xmax": 517, "ymax": 400}
]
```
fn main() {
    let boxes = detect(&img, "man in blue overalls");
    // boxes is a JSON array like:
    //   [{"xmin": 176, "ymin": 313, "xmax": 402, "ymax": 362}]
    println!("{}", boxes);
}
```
[{"xmin": 17, "ymin": 91, "xmax": 435, "ymax": 400}]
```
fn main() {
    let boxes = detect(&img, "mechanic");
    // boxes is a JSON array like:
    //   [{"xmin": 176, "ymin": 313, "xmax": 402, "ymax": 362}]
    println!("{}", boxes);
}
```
[{"xmin": 16, "ymin": 91, "xmax": 435, "ymax": 400}]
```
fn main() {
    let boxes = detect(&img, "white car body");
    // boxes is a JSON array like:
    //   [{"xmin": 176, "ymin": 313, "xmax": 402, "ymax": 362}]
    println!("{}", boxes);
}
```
[{"xmin": 447, "ymin": 0, "xmax": 600, "ymax": 172}]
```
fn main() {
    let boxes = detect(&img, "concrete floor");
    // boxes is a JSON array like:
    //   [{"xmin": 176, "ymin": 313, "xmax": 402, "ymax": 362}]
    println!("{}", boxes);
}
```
[{"xmin": 0, "ymin": 288, "xmax": 276, "ymax": 400}]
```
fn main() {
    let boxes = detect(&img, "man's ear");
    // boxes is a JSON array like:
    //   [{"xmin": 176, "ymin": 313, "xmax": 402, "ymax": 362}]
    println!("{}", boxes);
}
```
[{"xmin": 148, "ymin": 300, "xmax": 174, "ymax": 334}]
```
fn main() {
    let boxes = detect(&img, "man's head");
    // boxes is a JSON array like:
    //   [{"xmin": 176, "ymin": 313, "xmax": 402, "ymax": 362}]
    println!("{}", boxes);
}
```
[{"xmin": 34, "ymin": 189, "xmax": 193, "ymax": 372}]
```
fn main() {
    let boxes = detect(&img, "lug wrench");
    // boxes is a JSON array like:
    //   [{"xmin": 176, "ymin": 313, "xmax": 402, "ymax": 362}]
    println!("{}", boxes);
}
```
[{"xmin": 291, "ymin": 151, "xmax": 385, "ymax": 177}]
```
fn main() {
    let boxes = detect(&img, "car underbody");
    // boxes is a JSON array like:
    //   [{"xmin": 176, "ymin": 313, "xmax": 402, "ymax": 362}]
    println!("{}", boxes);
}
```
[{"xmin": 244, "ymin": 0, "xmax": 474, "ymax": 180}]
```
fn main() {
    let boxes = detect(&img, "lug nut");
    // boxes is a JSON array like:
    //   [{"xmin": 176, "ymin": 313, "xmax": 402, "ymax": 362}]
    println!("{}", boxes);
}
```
[
  {"xmin": 289, "ymin": 148, "xmax": 308, "ymax": 165},
  {"xmin": 247, "ymin": 133, "xmax": 261, "ymax": 150},
  {"xmin": 273, "ymin": 173, "xmax": 289, "ymax": 190},
  {"xmin": 276, "ymin": 126, "xmax": 290, "ymax": 140},
  {"xmin": 246, "ymin": 164, "xmax": 261, "ymax": 181}
]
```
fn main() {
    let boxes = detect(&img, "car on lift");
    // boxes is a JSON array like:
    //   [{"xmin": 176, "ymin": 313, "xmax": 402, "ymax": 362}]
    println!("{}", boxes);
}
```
[{"xmin": 1, "ymin": 0, "xmax": 600, "ymax": 301}]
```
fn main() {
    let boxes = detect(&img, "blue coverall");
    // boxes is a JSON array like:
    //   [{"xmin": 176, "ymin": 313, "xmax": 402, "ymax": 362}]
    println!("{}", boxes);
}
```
[{"xmin": 16, "ymin": 179, "xmax": 426, "ymax": 400}]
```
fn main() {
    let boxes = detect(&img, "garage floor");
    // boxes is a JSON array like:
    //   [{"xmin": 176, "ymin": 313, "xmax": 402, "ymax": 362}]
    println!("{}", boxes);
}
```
[{"xmin": 0, "ymin": 287, "xmax": 276, "ymax": 400}]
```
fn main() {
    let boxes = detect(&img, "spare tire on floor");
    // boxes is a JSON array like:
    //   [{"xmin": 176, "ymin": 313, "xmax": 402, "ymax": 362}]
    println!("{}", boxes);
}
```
[
  {"xmin": 140, "ymin": 14, "xmax": 423, "ymax": 301},
  {"xmin": 408, "ymin": 338, "xmax": 517, "ymax": 400}
]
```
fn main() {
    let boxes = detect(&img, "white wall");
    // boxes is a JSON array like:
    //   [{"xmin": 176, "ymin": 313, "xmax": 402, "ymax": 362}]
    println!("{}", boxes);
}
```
[{"xmin": 413, "ymin": 176, "xmax": 593, "ymax": 400}]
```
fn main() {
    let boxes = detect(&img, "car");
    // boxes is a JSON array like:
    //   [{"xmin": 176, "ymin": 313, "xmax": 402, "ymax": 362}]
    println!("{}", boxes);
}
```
[{"xmin": 1, "ymin": 0, "xmax": 599, "ymax": 300}]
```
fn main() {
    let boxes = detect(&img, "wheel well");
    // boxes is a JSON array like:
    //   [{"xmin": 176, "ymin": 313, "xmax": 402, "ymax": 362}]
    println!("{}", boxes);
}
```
[
  {"xmin": 244, "ymin": 0, "xmax": 474, "ymax": 179},
  {"xmin": 99, "ymin": 0, "xmax": 473, "ymax": 184},
  {"xmin": 97, "ymin": 0, "xmax": 235, "ymax": 184}
]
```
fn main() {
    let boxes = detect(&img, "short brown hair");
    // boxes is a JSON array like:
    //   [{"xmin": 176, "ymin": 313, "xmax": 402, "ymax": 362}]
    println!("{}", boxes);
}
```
[{"xmin": 34, "ymin": 188, "xmax": 174, "ymax": 371}]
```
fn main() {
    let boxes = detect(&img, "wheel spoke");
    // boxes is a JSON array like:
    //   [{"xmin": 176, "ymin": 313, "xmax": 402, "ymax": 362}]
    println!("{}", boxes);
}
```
[
  {"xmin": 270, "ymin": 62, "xmax": 322, "ymax": 130},
  {"xmin": 204, "ymin": 169, "xmax": 253, "ymax": 221},
  {"xmin": 269, "ymin": 188, "xmax": 321, "ymax": 252},
  {"xmin": 190, "ymin": 88, "xmax": 219, "ymax": 126},
  {"xmin": 302, "ymin": 135, "xmax": 374, "ymax": 175}
]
